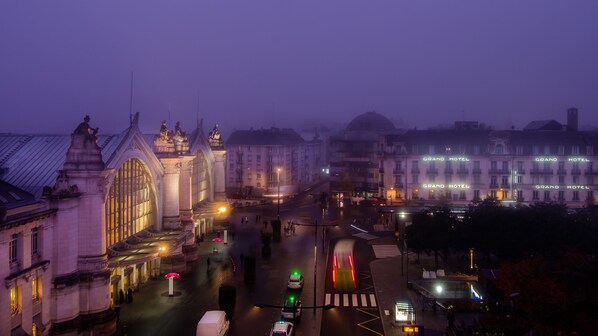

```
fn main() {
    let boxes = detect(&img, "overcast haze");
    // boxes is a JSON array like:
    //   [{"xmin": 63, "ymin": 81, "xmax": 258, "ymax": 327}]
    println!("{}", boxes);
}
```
[{"xmin": 1, "ymin": 1, "xmax": 598, "ymax": 135}]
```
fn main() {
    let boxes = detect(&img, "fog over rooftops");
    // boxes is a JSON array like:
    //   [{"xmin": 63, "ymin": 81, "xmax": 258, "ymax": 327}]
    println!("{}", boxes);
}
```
[{"xmin": 346, "ymin": 111, "xmax": 396, "ymax": 132}]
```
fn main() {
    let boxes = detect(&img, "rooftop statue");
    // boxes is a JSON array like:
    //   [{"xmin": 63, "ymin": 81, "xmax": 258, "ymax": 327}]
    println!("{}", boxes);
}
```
[
  {"xmin": 208, "ymin": 124, "xmax": 223, "ymax": 148},
  {"xmin": 172, "ymin": 121, "xmax": 189, "ymax": 154},
  {"xmin": 72, "ymin": 115, "xmax": 99, "ymax": 148},
  {"xmin": 157, "ymin": 120, "xmax": 172, "ymax": 142}
]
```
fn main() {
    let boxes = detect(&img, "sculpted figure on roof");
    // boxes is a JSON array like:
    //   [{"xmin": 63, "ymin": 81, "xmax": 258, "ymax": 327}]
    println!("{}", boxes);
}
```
[
  {"xmin": 157, "ymin": 120, "xmax": 172, "ymax": 142},
  {"xmin": 173, "ymin": 121, "xmax": 189, "ymax": 154},
  {"xmin": 73, "ymin": 115, "xmax": 99, "ymax": 148},
  {"xmin": 208, "ymin": 124, "xmax": 223, "ymax": 149}
]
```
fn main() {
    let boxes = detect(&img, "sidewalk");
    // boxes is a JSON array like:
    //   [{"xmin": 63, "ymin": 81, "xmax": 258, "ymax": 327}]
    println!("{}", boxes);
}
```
[
  {"xmin": 371, "ymin": 254, "xmax": 449, "ymax": 336},
  {"xmin": 115, "ymin": 230, "xmax": 233, "ymax": 336}
]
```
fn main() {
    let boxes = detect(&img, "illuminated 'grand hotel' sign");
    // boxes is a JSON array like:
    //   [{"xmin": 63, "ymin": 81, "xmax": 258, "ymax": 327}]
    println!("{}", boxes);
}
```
[
  {"xmin": 534, "ymin": 157, "xmax": 590, "ymax": 162},
  {"xmin": 422, "ymin": 184, "xmax": 471, "ymax": 189},
  {"xmin": 534, "ymin": 185, "xmax": 590, "ymax": 190},
  {"xmin": 422, "ymin": 156, "xmax": 470, "ymax": 162}
]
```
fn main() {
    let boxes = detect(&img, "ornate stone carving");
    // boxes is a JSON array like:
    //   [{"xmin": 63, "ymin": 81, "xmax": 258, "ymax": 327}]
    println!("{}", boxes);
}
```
[
  {"xmin": 43, "ymin": 170, "xmax": 80, "ymax": 198},
  {"xmin": 154, "ymin": 120, "xmax": 189, "ymax": 154},
  {"xmin": 63, "ymin": 115, "xmax": 105, "ymax": 171},
  {"xmin": 208, "ymin": 124, "xmax": 223, "ymax": 149},
  {"xmin": 73, "ymin": 115, "xmax": 99, "ymax": 149},
  {"xmin": 173, "ymin": 121, "xmax": 190, "ymax": 154}
]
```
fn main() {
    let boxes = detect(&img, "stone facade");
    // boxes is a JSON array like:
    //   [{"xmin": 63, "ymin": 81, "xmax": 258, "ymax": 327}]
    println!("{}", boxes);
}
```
[{"xmin": 0, "ymin": 114, "xmax": 226, "ymax": 335}]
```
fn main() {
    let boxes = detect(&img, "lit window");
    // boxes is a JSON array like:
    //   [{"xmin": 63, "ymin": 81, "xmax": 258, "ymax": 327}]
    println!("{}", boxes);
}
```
[
  {"xmin": 10, "ymin": 287, "xmax": 19, "ymax": 316},
  {"xmin": 32, "ymin": 276, "xmax": 41, "ymax": 301},
  {"xmin": 105, "ymin": 159, "xmax": 156, "ymax": 247}
]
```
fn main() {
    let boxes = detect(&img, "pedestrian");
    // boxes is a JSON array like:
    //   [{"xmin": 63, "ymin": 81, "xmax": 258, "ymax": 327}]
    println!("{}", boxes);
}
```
[
  {"xmin": 119, "ymin": 289, "xmax": 125, "ymax": 305},
  {"xmin": 207, "ymin": 257, "xmax": 211, "ymax": 269},
  {"xmin": 447, "ymin": 308, "xmax": 455, "ymax": 328},
  {"xmin": 255, "ymin": 215, "xmax": 259, "ymax": 222},
  {"xmin": 127, "ymin": 287, "xmax": 133, "ymax": 304},
  {"xmin": 432, "ymin": 300, "xmax": 437, "ymax": 314},
  {"xmin": 114, "ymin": 303, "xmax": 121, "ymax": 323}
]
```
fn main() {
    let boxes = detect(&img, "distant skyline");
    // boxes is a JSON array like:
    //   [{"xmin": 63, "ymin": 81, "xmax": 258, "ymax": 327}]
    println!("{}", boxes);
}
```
[{"xmin": 1, "ymin": 1, "xmax": 598, "ymax": 135}]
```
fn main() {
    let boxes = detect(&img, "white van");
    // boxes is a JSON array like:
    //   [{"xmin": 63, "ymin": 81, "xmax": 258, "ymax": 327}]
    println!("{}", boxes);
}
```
[{"xmin": 196, "ymin": 310, "xmax": 229, "ymax": 336}]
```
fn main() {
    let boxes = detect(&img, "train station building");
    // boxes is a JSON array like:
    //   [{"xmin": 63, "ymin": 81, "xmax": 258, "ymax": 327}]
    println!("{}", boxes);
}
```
[{"xmin": 0, "ymin": 114, "xmax": 226, "ymax": 335}]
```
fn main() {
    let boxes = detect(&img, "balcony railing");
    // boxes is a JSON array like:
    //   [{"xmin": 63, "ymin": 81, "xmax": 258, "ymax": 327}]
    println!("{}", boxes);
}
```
[
  {"xmin": 456, "ymin": 168, "xmax": 468, "ymax": 174},
  {"xmin": 489, "ymin": 183, "xmax": 499, "ymax": 189},
  {"xmin": 411, "ymin": 168, "xmax": 420, "ymax": 174},
  {"xmin": 530, "ymin": 169, "xmax": 553, "ymax": 175},
  {"xmin": 585, "ymin": 169, "xmax": 598, "ymax": 175},
  {"xmin": 426, "ymin": 168, "xmax": 438, "ymax": 174},
  {"xmin": 472, "ymin": 168, "xmax": 482, "ymax": 174},
  {"xmin": 571, "ymin": 169, "xmax": 582, "ymax": 175},
  {"xmin": 444, "ymin": 168, "xmax": 454, "ymax": 174},
  {"xmin": 557, "ymin": 169, "xmax": 567, "ymax": 175},
  {"xmin": 501, "ymin": 183, "xmax": 510, "ymax": 188},
  {"xmin": 393, "ymin": 168, "xmax": 404, "ymax": 174}
]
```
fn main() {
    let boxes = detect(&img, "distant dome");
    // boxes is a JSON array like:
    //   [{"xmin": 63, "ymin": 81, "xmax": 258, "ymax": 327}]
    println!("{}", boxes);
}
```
[{"xmin": 346, "ymin": 111, "xmax": 395, "ymax": 132}]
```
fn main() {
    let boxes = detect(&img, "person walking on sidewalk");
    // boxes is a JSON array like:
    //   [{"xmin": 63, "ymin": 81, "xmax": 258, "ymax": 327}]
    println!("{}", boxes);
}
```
[
  {"xmin": 114, "ymin": 303, "xmax": 121, "ymax": 323},
  {"xmin": 207, "ymin": 257, "xmax": 211, "ymax": 270}
]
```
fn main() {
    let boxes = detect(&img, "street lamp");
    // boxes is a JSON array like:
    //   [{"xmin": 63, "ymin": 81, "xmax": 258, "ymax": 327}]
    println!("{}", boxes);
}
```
[
  {"xmin": 293, "ymin": 220, "xmax": 337, "ymax": 315},
  {"xmin": 277, "ymin": 167, "xmax": 281, "ymax": 219}
]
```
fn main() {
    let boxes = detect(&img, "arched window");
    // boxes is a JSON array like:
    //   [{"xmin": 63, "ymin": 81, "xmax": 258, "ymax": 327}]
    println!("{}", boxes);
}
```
[
  {"xmin": 105, "ymin": 159, "xmax": 156, "ymax": 247},
  {"xmin": 192, "ymin": 152, "xmax": 210, "ymax": 205}
]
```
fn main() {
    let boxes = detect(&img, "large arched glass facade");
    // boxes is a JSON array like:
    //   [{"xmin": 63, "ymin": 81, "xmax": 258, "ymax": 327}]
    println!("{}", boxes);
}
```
[
  {"xmin": 105, "ymin": 158, "xmax": 156, "ymax": 247},
  {"xmin": 192, "ymin": 152, "xmax": 210, "ymax": 205}
]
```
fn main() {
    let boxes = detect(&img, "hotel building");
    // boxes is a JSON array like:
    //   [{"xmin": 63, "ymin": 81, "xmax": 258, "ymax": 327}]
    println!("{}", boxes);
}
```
[{"xmin": 330, "ymin": 109, "xmax": 598, "ymax": 207}]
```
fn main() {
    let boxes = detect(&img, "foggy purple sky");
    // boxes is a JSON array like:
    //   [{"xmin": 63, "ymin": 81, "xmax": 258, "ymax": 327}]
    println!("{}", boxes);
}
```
[{"xmin": 1, "ymin": 1, "xmax": 598, "ymax": 135}]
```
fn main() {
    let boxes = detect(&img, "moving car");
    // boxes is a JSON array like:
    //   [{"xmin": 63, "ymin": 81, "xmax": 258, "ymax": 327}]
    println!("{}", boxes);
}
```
[
  {"xmin": 332, "ymin": 239, "xmax": 356, "ymax": 292},
  {"xmin": 287, "ymin": 272, "xmax": 304, "ymax": 289},
  {"xmin": 196, "ymin": 310, "xmax": 229, "ymax": 336},
  {"xmin": 281, "ymin": 298, "xmax": 302, "ymax": 321},
  {"xmin": 269, "ymin": 321, "xmax": 294, "ymax": 336}
]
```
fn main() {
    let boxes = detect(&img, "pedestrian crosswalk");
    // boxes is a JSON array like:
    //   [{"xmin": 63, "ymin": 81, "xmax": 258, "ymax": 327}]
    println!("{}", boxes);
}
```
[{"xmin": 325, "ymin": 293, "xmax": 378, "ymax": 308}]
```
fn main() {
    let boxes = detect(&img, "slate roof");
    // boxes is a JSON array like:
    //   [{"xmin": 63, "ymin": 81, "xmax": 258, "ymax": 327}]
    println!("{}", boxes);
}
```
[
  {"xmin": 226, "ymin": 128, "xmax": 305, "ymax": 146},
  {"xmin": 0, "ymin": 131, "xmax": 132, "ymax": 199}
]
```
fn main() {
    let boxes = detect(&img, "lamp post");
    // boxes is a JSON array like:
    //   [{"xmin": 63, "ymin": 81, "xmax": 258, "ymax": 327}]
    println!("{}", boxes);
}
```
[
  {"xmin": 277, "ymin": 168, "xmax": 281, "ymax": 219},
  {"xmin": 293, "ymin": 220, "xmax": 337, "ymax": 315}
]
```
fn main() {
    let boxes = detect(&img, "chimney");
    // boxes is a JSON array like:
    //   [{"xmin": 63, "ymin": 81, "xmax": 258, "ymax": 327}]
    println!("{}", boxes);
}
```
[{"xmin": 567, "ymin": 107, "xmax": 578, "ymax": 132}]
